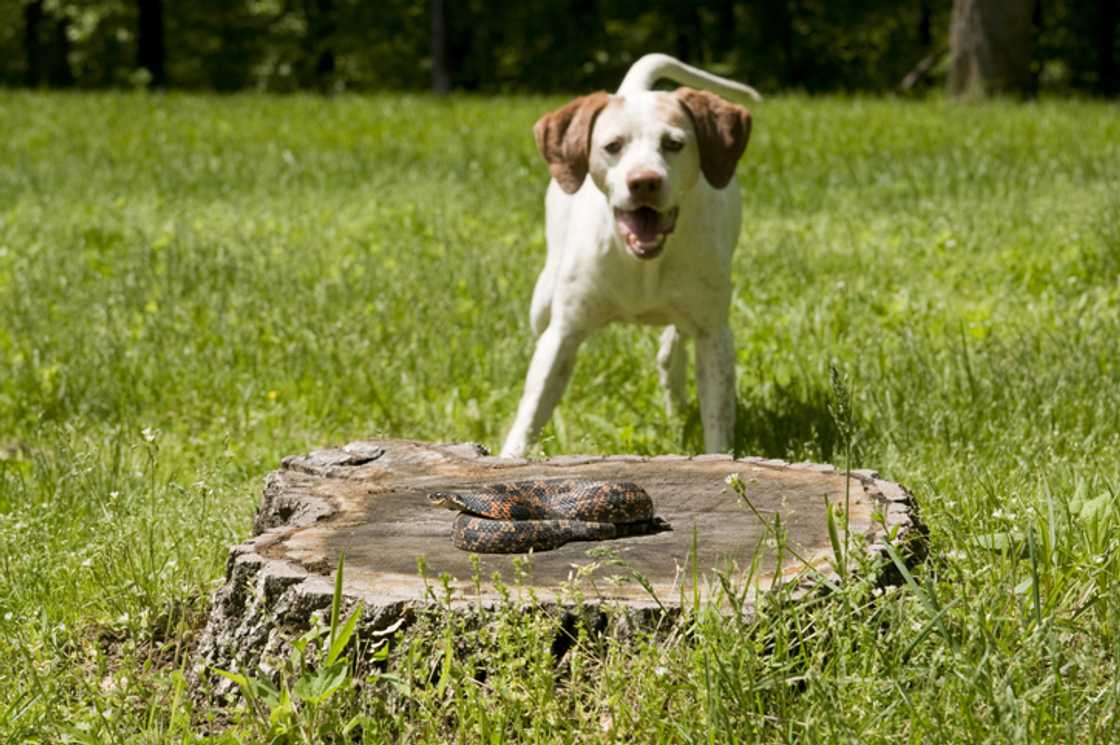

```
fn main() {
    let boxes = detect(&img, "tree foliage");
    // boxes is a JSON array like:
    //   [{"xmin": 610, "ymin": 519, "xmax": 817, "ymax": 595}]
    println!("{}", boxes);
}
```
[{"xmin": 0, "ymin": 0, "xmax": 1115, "ymax": 95}]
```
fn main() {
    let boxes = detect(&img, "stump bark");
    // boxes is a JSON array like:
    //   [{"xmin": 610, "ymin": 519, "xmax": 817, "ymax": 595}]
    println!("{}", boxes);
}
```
[{"xmin": 195, "ymin": 439, "xmax": 921, "ymax": 682}]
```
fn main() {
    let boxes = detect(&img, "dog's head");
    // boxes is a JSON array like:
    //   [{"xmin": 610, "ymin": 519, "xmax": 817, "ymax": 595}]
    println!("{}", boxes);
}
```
[{"xmin": 533, "ymin": 88, "xmax": 751, "ymax": 260}]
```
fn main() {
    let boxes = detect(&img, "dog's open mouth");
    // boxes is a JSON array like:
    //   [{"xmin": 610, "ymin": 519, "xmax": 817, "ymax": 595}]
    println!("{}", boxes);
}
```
[{"xmin": 615, "ymin": 206, "xmax": 679, "ymax": 260}]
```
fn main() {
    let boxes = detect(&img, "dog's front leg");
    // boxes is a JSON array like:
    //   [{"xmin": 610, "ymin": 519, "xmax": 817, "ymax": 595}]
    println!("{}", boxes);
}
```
[
  {"xmin": 657, "ymin": 325, "xmax": 688, "ymax": 418},
  {"xmin": 694, "ymin": 323, "xmax": 736, "ymax": 454},
  {"xmin": 501, "ymin": 325, "xmax": 585, "ymax": 458}
]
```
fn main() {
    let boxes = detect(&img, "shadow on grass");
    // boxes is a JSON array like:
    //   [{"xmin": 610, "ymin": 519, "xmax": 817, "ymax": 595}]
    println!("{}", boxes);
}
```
[{"xmin": 682, "ymin": 382, "xmax": 846, "ymax": 462}]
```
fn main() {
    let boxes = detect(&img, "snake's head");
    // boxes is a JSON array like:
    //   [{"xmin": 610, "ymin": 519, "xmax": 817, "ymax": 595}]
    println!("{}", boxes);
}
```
[{"xmin": 427, "ymin": 492, "xmax": 461, "ymax": 511}]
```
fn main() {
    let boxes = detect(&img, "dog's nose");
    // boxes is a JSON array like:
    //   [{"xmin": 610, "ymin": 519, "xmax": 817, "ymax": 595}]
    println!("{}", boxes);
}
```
[{"xmin": 627, "ymin": 170, "xmax": 663, "ymax": 197}]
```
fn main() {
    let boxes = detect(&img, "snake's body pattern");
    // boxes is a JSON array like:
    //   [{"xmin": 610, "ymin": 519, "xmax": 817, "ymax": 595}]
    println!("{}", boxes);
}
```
[{"xmin": 428, "ymin": 479, "xmax": 665, "ymax": 553}]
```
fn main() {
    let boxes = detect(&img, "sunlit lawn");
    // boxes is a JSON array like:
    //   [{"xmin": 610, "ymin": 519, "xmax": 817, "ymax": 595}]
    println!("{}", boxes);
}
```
[{"xmin": 1, "ymin": 91, "xmax": 1118, "ymax": 741}]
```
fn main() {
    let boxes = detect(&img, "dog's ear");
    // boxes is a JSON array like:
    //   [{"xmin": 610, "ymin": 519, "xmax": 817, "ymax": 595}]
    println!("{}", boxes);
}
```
[
  {"xmin": 673, "ymin": 88, "xmax": 752, "ymax": 189},
  {"xmin": 533, "ymin": 92, "xmax": 611, "ymax": 194}
]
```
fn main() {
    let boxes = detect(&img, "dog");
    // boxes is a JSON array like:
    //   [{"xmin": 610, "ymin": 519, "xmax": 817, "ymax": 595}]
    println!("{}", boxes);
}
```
[{"xmin": 500, "ymin": 54, "xmax": 759, "ymax": 458}]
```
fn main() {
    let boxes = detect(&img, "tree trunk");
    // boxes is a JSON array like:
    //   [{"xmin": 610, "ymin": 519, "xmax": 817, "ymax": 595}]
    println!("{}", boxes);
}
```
[
  {"xmin": 303, "ymin": 0, "xmax": 336, "ymax": 92},
  {"xmin": 899, "ymin": 0, "xmax": 940, "ymax": 92},
  {"xmin": 23, "ymin": 0, "xmax": 44, "ymax": 86},
  {"xmin": 1097, "ymin": 0, "xmax": 1117, "ymax": 96},
  {"xmin": 771, "ymin": 0, "xmax": 797, "ymax": 88},
  {"xmin": 948, "ymin": 0, "xmax": 1035, "ymax": 98},
  {"xmin": 314, "ymin": 1, "xmax": 336, "ymax": 90},
  {"xmin": 47, "ymin": 13, "xmax": 73, "ymax": 87},
  {"xmin": 918, "ymin": 0, "xmax": 932, "ymax": 50},
  {"xmin": 673, "ymin": 5, "xmax": 703, "ymax": 65},
  {"xmin": 431, "ymin": 0, "xmax": 450, "ymax": 94},
  {"xmin": 715, "ymin": 0, "xmax": 736, "ymax": 63},
  {"xmin": 137, "ymin": 0, "xmax": 166, "ymax": 87}
]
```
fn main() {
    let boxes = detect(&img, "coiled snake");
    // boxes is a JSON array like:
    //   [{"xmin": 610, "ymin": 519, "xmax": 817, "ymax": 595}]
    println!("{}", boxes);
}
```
[{"xmin": 428, "ymin": 479, "xmax": 669, "ymax": 553}]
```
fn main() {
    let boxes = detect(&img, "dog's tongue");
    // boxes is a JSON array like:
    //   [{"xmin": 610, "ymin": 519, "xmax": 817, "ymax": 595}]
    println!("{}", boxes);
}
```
[{"xmin": 619, "ymin": 207, "xmax": 667, "ymax": 243}]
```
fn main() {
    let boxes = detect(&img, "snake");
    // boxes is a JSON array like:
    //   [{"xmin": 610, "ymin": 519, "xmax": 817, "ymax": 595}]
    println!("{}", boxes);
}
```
[{"xmin": 427, "ymin": 479, "xmax": 669, "ymax": 553}]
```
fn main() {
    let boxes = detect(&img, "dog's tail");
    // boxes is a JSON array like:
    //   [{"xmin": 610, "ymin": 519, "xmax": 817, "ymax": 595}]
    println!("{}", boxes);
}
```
[{"xmin": 616, "ymin": 53, "xmax": 762, "ymax": 103}]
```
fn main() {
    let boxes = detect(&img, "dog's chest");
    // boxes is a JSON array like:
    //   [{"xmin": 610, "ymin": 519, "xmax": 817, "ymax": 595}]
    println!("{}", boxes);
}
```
[{"xmin": 598, "ymin": 252, "xmax": 713, "ymax": 330}]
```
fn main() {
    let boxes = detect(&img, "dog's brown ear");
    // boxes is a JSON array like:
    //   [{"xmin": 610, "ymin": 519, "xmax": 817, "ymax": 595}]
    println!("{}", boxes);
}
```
[
  {"xmin": 673, "ymin": 87, "xmax": 752, "ymax": 189},
  {"xmin": 533, "ymin": 92, "xmax": 611, "ymax": 194}
]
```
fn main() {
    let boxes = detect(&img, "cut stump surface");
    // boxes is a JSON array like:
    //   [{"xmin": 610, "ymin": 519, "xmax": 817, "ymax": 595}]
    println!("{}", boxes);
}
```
[{"xmin": 196, "ymin": 439, "xmax": 920, "ymax": 679}]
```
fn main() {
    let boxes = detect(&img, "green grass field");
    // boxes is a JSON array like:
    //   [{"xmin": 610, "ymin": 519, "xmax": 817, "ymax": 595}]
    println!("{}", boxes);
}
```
[{"xmin": 1, "ymin": 91, "xmax": 1118, "ymax": 742}]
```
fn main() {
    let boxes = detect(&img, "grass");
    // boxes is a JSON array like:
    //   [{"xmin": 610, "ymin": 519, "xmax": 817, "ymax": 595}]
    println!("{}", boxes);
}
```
[{"xmin": 0, "ymin": 89, "xmax": 1118, "ymax": 741}]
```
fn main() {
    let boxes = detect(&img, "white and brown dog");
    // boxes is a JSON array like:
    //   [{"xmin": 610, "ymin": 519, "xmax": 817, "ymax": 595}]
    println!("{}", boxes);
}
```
[{"xmin": 501, "ymin": 54, "xmax": 759, "ymax": 458}]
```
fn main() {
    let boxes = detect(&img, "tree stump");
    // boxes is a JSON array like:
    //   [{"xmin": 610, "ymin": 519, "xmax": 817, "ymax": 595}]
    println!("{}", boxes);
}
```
[{"xmin": 195, "ymin": 439, "xmax": 921, "ymax": 680}]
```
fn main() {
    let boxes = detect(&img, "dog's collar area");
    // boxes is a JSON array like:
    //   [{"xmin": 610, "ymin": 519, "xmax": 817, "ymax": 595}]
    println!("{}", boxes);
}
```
[{"xmin": 614, "ymin": 206, "xmax": 679, "ymax": 260}]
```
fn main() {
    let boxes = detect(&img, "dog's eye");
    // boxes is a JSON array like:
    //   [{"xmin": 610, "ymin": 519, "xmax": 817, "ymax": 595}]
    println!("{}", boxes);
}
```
[
  {"xmin": 662, "ymin": 137, "xmax": 685, "ymax": 153},
  {"xmin": 604, "ymin": 139, "xmax": 624, "ymax": 155}
]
